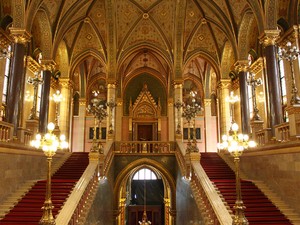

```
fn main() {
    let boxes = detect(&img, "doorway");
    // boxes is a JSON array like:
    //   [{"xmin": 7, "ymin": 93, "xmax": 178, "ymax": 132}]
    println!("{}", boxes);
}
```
[{"xmin": 138, "ymin": 124, "xmax": 153, "ymax": 141}]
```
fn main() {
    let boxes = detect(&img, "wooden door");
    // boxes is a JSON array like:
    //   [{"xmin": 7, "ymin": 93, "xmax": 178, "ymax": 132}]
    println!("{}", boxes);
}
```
[{"xmin": 138, "ymin": 124, "xmax": 153, "ymax": 141}]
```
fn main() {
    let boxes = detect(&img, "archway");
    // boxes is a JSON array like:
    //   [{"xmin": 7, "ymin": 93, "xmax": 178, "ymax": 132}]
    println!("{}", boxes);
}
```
[{"xmin": 114, "ymin": 158, "xmax": 176, "ymax": 225}]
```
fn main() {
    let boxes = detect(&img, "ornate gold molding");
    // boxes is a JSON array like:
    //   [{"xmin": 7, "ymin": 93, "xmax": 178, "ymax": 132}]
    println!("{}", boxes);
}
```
[
  {"xmin": 173, "ymin": 82, "xmax": 183, "ymax": 89},
  {"xmin": 234, "ymin": 60, "xmax": 249, "ymax": 72},
  {"xmin": 217, "ymin": 79, "xmax": 231, "ymax": 90},
  {"xmin": 286, "ymin": 105, "xmax": 300, "ymax": 115},
  {"xmin": 259, "ymin": 30, "xmax": 280, "ymax": 47},
  {"xmin": 26, "ymin": 56, "xmax": 41, "ymax": 73},
  {"xmin": 9, "ymin": 28, "xmax": 31, "ymax": 44},
  {"xmin": 0, "ymin": 30, "xmax": 12, "ymax": 48},
  {"xmin": 250, "ymin": 57, "xmax": 264, "ymax": 74},
  {"xmin": 277, "ymin": 25, "xmax": 299, "ymax": 48},
  {"xmin": 40, "ymin": 59, "xmax": 56, "ymax": 72},
  {"xmin": 60, "ymin": 78, "xmax": 74, "ymax": 90}
]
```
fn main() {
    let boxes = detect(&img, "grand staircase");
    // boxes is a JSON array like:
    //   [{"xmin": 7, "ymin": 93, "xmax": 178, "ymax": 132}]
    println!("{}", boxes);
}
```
[
  {"xmin": 0, "ymin": 152, "xmax": 89, "ymax": 225},
  {"xmin": 200, "ymin": 153, "xmax": 293, "ymax": 225}
]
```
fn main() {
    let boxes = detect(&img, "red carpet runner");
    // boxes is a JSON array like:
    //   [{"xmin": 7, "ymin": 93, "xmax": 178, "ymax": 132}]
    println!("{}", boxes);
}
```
[
  {"xmin": 0, "ymin": 152, "xmax": 89, "ymax": 225},
  {"xmin": 200, "ymin": 153, "xmax": 292, "ymax": 225}
]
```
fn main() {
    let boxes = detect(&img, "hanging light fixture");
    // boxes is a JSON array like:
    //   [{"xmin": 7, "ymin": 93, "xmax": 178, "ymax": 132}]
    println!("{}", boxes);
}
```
[{"xmin": 139, "ymin": 170, "xmax": 151, "ymax": 225}]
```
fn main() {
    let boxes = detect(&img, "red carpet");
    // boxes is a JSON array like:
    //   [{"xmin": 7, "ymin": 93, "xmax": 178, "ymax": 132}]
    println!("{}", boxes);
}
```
[
  {"xmin": 200, "ymin": 153, "xmax": 292, "ymax": 224},
  {"xmin": 0, "ymin": 152, "xmax": 89, "ymax": 225}
]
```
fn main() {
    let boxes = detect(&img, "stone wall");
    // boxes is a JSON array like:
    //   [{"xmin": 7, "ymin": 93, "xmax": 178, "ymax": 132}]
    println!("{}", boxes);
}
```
[
  {"xmin": 176, "ymin": 171, "xmax": 204, "ymax": 225},
  {"xmin": 0, "ymin": 147, "xmax": 65, "ymax": 203},
  {"xmin": 240, "ymin": 149, "xmax": 300, "ymax": 213}
]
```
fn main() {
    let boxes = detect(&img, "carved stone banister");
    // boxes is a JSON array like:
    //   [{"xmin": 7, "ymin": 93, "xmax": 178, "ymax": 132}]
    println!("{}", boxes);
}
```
[
  {"xmin": 55, "ymin": 162, "xmax": 98, "ymax": 224},
  {"xmin": 191, "ymin": 162, "xmax": 233, "ymax": 225}
]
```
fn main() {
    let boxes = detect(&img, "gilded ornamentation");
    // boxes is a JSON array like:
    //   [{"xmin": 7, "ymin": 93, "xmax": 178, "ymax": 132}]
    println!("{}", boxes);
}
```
[
  {"xmin": 131, "ymin": 84, "xmax": 160, "ymax": 118},
  {"xmin": 9, "ymin": 28, "xmax": 31, "ymax": 44},
  {"xmin": 259, "ymin": 30, "xmax": 280, "ymax": 47},
  {"xmin": 26, "ymin": 56, "xmax": 42, "ymax": 74}
]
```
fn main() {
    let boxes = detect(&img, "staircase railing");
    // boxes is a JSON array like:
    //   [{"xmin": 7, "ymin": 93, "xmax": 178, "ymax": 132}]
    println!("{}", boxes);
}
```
[{"xmin": 55, "ymin": 161, "xmax": 98, "ymax": 224}]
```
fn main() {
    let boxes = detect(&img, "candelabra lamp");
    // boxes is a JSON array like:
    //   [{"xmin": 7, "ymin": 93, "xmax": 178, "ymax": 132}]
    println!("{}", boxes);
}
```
[
  {"xmin": 106, "ymin": 99, "xmax": 116, "ymax": 134},
  {"xmin": 87, "ymin": 98, "xmax": 107, "ymax": 152},
  {"xmin": 30, "ymin": 122, "xmax": 68, "ymax": 225},
  {"xmin": 247, "ymin": 72, "xmax": 262, "ymax": 121},
  {"xmin": 174, "ymin": 99, "xmax": 184, "ymax": 134},
  {"xmin": 278, "ymin": 41, "xmax": 300, "ymax": 105},
  {"xmin": 52, "ymin": 90, "xmax": 63, "ymax": 129},
  {"xmin": 182, "ymin": 91, "xmax": 202, "ymax": 153},
  {"xmin": 27, "ymin": 72, "xmax": 43, "ymax": 120},
  {"xmin": 217, "ymin": 122, "xmax": 256, "ymax": 225}
]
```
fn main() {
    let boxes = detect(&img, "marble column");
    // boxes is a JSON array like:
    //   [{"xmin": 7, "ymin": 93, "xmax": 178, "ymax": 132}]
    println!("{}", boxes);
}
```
[
  {"xmin": 235, "ymin": 61, "xmax": 251, "ymax": 134},
  {"xmin": 217, "ymin": 79, "xmax": 231, "ymax": 135},
  {"xmin": 204, "ymin": 99, "xmax": 218, "ymax": 152},
  {"xmin": 6, "ymin": 29, "xmax": 31, "ymax": 137},
  {"xmin": 173, "ymin": 82, "xmax": 183, "ymax": 140},
  {"xmin": 60, "ymin": 78, "xmax": 73, "ymax": 140},
  {"xmin": 39, "ymin": 60, "xmax": 56, "ymax": 133},
  {"xmin": 107, "ymin": 83, "xmax": 116, "ymax": 140},
  {"xmin": 260, "ymin": 30, "xmax": 283, "ymax": 136}
]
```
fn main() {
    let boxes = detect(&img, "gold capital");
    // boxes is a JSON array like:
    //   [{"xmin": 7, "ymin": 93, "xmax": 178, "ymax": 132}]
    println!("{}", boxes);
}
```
[
  {"xmin": 259, "ymin": 30, "xmax": 281, "ymax": 47},
  {"xmin": 9, "ymin": 28, "xmax": 31, "ymax": 44}
]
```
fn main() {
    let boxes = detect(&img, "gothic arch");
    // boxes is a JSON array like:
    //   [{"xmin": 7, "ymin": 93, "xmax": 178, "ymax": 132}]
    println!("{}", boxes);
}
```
[
  {"xmin": 31, "ymin": 9, "xmax": 52, "ymax": 59},
  {"xmin": 113, "ymin": 158, "xmax": 176, "ymax": 210},
  {"xmin": 238, "ymin": 11, "xmax": 255, "ymax": 60}
]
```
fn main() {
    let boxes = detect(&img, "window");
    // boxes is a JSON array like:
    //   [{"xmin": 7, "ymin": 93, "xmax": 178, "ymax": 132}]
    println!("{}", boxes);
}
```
[
  {"xmin": 278, "ymin": 47, "xmax": 288, "ymax": 122},
  {"xmin": 133, "ymin": 168, "xmax": 157, "ymax": 180},
  {"xmin": 36, "ymin": 71, "xmax": 43, "ymax": 118},
  {"xmin": 247, "ymin": 73, "xmax": 254, "ymax": 119},
  {"xmin": 2, "ymin": 45, "xmax": 12, "ymax": 119}
]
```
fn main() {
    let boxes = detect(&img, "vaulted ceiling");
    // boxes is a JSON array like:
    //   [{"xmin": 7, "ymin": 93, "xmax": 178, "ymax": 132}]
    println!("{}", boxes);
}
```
[{"xmin": 1, "ymin": 0, "xmax": 297, "ymax": 99}]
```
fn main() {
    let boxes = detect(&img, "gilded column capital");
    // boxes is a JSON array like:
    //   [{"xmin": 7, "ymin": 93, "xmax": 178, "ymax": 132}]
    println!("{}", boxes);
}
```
[
  {"xmin": 107, "ymin": 82, "xmax": 117, "ymax": 89},
  {"xmin": 9, "ymin": 28, "xmax": 31, "ymax": 44},
  {"xmin": 234, "ymin": 60, "xmax": 249, "ymax": 73},
  {"xmin": 218, "ymin": 79, "xmax": 231, "ymax": 90},
  {"xmin": 173, "ymin": 81, "xmax": 183, "ymax": 89},
  {"xmin": 60, "ymin": 78, "xmax": 74, "ymax": 90},
  {"xmin": 204, "ymin": 99, "xmax": 211, "ymax": 106},
  {"xmin": 40, "ymin": 59, "xmax": 56, "ymax": 72},
  {"xmin": 79, "ymin": 98, "xmax": 86, "ymax": 106},
  {"xmin": 259, "ymin": 30, "xmax": 280, "ymax": 47}
]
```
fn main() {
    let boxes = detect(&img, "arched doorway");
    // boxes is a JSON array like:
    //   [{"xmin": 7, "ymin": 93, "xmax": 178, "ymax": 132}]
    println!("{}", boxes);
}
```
[
  {"xmin": 127, "ymin": 168, "xmax": 163, "ymax": 225},
  {"xmin": 114, "ymin": 159, "xmax": 176, "ymax": 225}
]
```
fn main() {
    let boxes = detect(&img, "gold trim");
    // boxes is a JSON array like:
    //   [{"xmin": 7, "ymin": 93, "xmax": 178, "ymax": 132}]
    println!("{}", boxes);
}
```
[
  {"xmin": 259, "ymin": 30, "xmax": 280, "ymax": 47},
  {"xmin": 26, "ymin": 56, "xmax": 42, "ymax": 73},
  {"xmin": 9, "ymin": 28, "xmax": 31, "ymax": 44}
]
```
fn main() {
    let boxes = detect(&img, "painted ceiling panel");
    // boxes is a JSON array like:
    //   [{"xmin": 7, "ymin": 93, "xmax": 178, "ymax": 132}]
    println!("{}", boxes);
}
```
[
  {"xmin": 116, "ymin": 0, "xmax": 142, "ymax": 47},
  {"xmin": 149, "ymin": 0, "xmax": 175, "ymax": 47},
  {"xmin": 187, "ymin": 22, "xmax": 217, "ymax": 57},
  {"xmin": 44, "ymin": 0, "xmax": 61, "ymax": 25},
  {"xmin": 132, "ymin": 0, "xmax": 161, "ymax": 10},
  {"xmin": 227, "ymin": 0, "xmax": 249, "ymax": 26},
  {"xmin": 88, "ymin": 0, "xmax": 107, "ymax": 44},
  {"xmin": 184, "ymin": 0, "xmax": 204, "ymax": 45},
  {"xmin": 123, "ymin": 17, "xmax": 169, "ymax": 52},
  {"xmin": 72, "ymin": 22, "xmax": 103, "ymax": 59}
]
